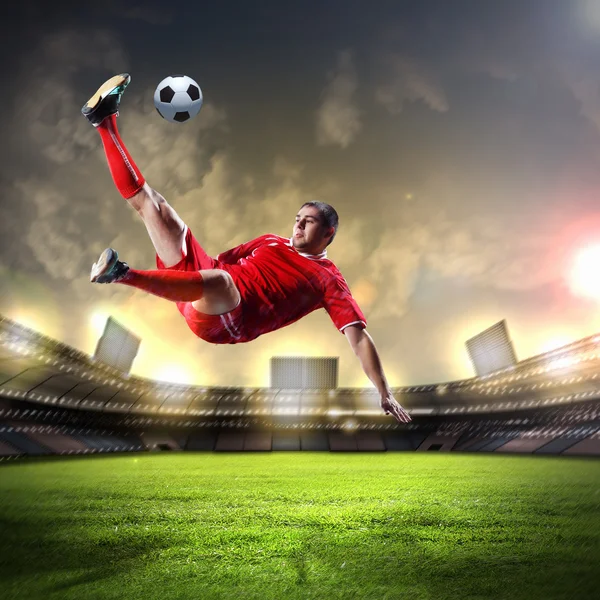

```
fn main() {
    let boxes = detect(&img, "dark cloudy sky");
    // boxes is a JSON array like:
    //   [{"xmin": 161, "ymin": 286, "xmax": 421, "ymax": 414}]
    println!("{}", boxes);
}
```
[{"xmin": 4, "ymin": 0, "xmax": 600, "ymax": 387}]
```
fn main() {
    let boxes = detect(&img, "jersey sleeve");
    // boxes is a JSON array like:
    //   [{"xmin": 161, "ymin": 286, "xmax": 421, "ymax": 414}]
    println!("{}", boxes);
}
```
[
  {"xmin": 216, "ymin": 235, "xmax": 268, "ymax": 265},
  {"xmin": 322, "ymin": 273, "xmax": 367, "ymax": 334}
]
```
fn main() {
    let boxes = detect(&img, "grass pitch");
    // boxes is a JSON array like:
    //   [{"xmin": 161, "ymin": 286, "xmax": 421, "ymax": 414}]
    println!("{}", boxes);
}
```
[{"xmin": 0, "ymin": 452, "xmax": 599, "ymax": 600}]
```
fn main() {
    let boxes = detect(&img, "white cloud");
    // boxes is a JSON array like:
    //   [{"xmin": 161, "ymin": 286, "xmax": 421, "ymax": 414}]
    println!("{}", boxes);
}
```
[
  {"xmin": 20, "ymin": 181, "xmax": 88, "ymax": 280},
  {"xmin": 14, "ymin": 31, "xmax": 129, "ymax": 166},
  {"xmin": 422, "ymin": 215, "xmax": 557, "ymax": 290},
  {"xmin": 272, "ymin": 155, "xmax": 304, "ymax": 180},
  {"xmin": 341, "ymin": 194, "xmax": 561, "ymax": 324},
  {"xmin": 560, "ymin": 62, "xmax": 600, "ymax": 133},
  {"xmin": 375, "ymin": 54, "xmax": 448, "ymax": 114},
  {"xmin": 316, "ymin": 50, "xmax": 362, "ymax": 148},
  {"xmin": 4, "ymin": 27, "xmax": 231, "ymax": 295}
]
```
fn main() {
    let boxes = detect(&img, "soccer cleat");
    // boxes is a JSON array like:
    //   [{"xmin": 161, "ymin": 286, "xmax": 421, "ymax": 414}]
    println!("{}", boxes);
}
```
[
  {"xmin": 81, "ymin": 73, "xmax": 131, "ymax": 126},
  {"xmin": 90, "ymin": 248, "xmax": 129, "ymax": 284}
]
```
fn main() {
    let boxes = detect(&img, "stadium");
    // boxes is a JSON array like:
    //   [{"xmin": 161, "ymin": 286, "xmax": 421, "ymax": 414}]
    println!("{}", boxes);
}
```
[
  {"xmin": 1, "ymin": 315, "xmax": 599, "ymax": 458},
  {"xmin": 1, "ymin": 313, "xmax": 599, "ymax": 599}
]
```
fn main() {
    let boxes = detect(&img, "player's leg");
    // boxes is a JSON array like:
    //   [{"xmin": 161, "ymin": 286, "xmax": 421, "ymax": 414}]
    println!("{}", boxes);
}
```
[
  {"xmin": 90, "ymin": 248, "xmax": 241, "ymax": 316},
  {"xmin": 82, "ymin": 74, "xmax": 185, "ymax": 267},
  {"xmin": 129, "ymin": 183, "xmax": 187, "ymax": 269},
  {"xmin": 82, "ymin": 74, "xmax": 145, "ymax": 199}
]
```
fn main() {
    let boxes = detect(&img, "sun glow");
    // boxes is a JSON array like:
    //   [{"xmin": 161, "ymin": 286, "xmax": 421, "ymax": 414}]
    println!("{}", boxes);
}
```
[
  {"xmin": 90, "ymin": 312, "xmax": 109, "ymax": 337},
  {"xmin": 154, "ymin": 365, "xmax": 194, "ymax": 385},
  {"xmin": 569, "ymin": 244, "xmax": 600, "ymax": 300}
]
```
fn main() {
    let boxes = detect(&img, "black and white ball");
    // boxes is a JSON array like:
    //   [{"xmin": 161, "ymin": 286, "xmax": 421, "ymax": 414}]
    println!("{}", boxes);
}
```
[{"xmin": 154, "ymin": 75, "xmax": 203, "ymax": 123}]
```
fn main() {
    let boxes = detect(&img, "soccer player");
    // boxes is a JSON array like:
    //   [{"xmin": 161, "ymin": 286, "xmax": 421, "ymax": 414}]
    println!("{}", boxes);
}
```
[{"xmin": 82, "ymin": 73, "xmax": 411, "ymax": 424}]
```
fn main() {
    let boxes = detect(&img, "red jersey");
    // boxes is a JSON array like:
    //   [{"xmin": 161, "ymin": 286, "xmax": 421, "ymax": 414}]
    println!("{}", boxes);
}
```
[{"xmin": 216, "ymin": 234, "xmax": 366, "ymax": 342}]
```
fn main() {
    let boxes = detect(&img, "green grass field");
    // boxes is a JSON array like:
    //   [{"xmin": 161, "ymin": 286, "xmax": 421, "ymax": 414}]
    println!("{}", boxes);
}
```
[{"xmin": 0, "ymin": 452, "xmax": 599, "ymax": 600}]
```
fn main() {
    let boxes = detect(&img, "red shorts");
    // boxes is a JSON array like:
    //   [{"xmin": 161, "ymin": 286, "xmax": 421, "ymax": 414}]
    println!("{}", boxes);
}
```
[{"xmin": 156, "ymin": 226, "xmax": 245, "ymax": 344}]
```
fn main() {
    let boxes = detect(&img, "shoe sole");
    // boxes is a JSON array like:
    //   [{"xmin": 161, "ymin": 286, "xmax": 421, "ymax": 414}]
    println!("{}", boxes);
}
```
[
  {"xmin": 90, "ymin": 248, "xmax": 118, "ymax": 283},
  {"xmin": 84, "ymin": 74, "xmax": 130, "ymax": 111}
]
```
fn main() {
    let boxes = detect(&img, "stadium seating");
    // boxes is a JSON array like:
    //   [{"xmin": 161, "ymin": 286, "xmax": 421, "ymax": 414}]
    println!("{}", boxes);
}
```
[
  {"xmin": 0, "ymin": 439, "xmax": 21, "ymax": 457},
  {"xmin": 563, "ymin": 430, "xmax": 600, "ymax": 455},
  {"xmin": 272, "ymin": 431, "xmax": 301, "ymax": 451},
  {"xmin": 2, "ymin": 314, "xmax": 600, "ymax": 459},
  {"xmin": 140, "ymin": 432, "xmax": 182, "ymax": 451},
  {"xmin": 0, "ymin": 427, "xmax": 52, "ymax": 455}
]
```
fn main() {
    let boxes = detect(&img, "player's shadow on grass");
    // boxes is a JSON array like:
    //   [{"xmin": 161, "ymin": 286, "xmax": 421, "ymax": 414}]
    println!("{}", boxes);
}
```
[{"xmin": 0, "ymin": 515, "xmax": 174, "ymax": 593}]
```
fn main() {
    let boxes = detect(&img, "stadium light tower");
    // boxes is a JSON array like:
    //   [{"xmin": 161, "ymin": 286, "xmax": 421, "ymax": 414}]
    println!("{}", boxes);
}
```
[
  {"xmin": 270, "ymin": 357, "xmax": 338, "ymax": 389},
  {"xmin": 93, "ymin": 316, "xmax": 141, "ymax": 375},
  {"xmin": 466, "ymin": 320, "xmax": 518, "ymax": 377}
]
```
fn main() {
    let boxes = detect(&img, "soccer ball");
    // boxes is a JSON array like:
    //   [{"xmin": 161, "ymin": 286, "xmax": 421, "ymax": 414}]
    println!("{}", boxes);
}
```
[{"xmin": 154, "ymin": 75, "xmax": 203, "ymax": 123}]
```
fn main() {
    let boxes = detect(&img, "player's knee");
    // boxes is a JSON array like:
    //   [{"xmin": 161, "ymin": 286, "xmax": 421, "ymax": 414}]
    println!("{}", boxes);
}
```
[
  {"xmin": 217, "ymin": 270, "xmax": 240, "ymax": 302},
  {"xmin": 218, "ymin": 270, "xmax": 236, "ymax": 292},
  {"xmin": 202, "ymin": 269, "xmax": 230, "ymax": 292},
  {"xmin": 198, "ymin": 270, "xmax": 239, "ymax": 311},
  {"xmin": 144, "ymin": 185, "xmax": 166, "ymax": 210},
  {"xmin": 129, "ymin": 183, "xmax": 154, "ymax": 213}
]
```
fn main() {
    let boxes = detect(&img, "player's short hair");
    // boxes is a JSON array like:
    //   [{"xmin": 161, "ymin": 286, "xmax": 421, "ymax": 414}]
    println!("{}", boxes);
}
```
[{"xmin": 301, "ymin": 201, "xmax": 339, "ymax": 246}]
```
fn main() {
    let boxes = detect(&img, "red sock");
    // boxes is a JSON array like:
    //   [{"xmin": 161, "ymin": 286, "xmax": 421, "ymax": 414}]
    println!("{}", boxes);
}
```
[
  {"xmin": 119, "ymin": 269, "xmax": 204, "ymax": 302},
  {"xmin": 96, "ymin": 114, "xmax": 146, "ymax": 199}
]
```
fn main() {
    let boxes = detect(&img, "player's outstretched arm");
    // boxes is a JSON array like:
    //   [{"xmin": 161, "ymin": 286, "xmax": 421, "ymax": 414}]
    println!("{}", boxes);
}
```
[{"xmin": 344, "ymin": 325, "xmax": 412, "ymax": 424}]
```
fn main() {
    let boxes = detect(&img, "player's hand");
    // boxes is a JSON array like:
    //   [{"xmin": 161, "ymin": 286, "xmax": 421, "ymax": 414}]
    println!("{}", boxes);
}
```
[{"xmin": 381, "ymin": 392, "xmax": 412, "ymax": 423}]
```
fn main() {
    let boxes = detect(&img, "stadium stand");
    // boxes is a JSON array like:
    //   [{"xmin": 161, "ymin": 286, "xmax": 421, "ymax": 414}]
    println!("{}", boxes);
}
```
[
  {"xmin": 0, "ymin": 425, "xmax": 52, "ymax": 455},
  {"xmin": 300, "ymin": 431, "xmax": 330, "ymax": 451},
  {"xmin": 328, "ymin": 431, "xmax": 359, "ymax": 451},
  {"xmin": 355, "ymin": 430, "xmax": 386, "ymax": 451},
  {"xmin": 215, "ymin": 430, "xmax": 245, "ymax": 451},
  {"xmin": 563, "ymin": 430, "xmax": 600, "ymax": 455},
  {"xmin": 23, "ymin": 426, "xmax": 90, "ymax": 454},
  {"xmin": 243, "ymin": 431, "xmax": 272, "ymax": 451},
  {"xmin": 0, "ymin": 439, "xmax": 21, "ymax": 457},
  {"xmin": 186, "ymin": 430, "xmax": 219, "ymax": 450},
  {"xmin": 417, "ymin": 434, "xmax": 462, "ymax": 451},
  {"xmin": 272, "ymin": 431, "xmax": 301, "ymax": 451},
  {"xmin": 383, "ymin": 432, "xmax": 428, "ymax": 450},
  {"xmin": 495, "ymin": 437, "xmax": 559, "ymax": 453},
  {"xmin": 141, "ymin": 432, "xmax": 183, "ymax": 451},
  {"xmin": 2, "ymin": 314, "xmax": 600, "ymax": 459}
]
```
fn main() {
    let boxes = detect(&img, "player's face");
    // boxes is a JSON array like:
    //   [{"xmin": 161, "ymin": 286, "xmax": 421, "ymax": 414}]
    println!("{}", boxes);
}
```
[{"xmin": 293, "ymin": 207, "xmax": 330, "ymax": 253}]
